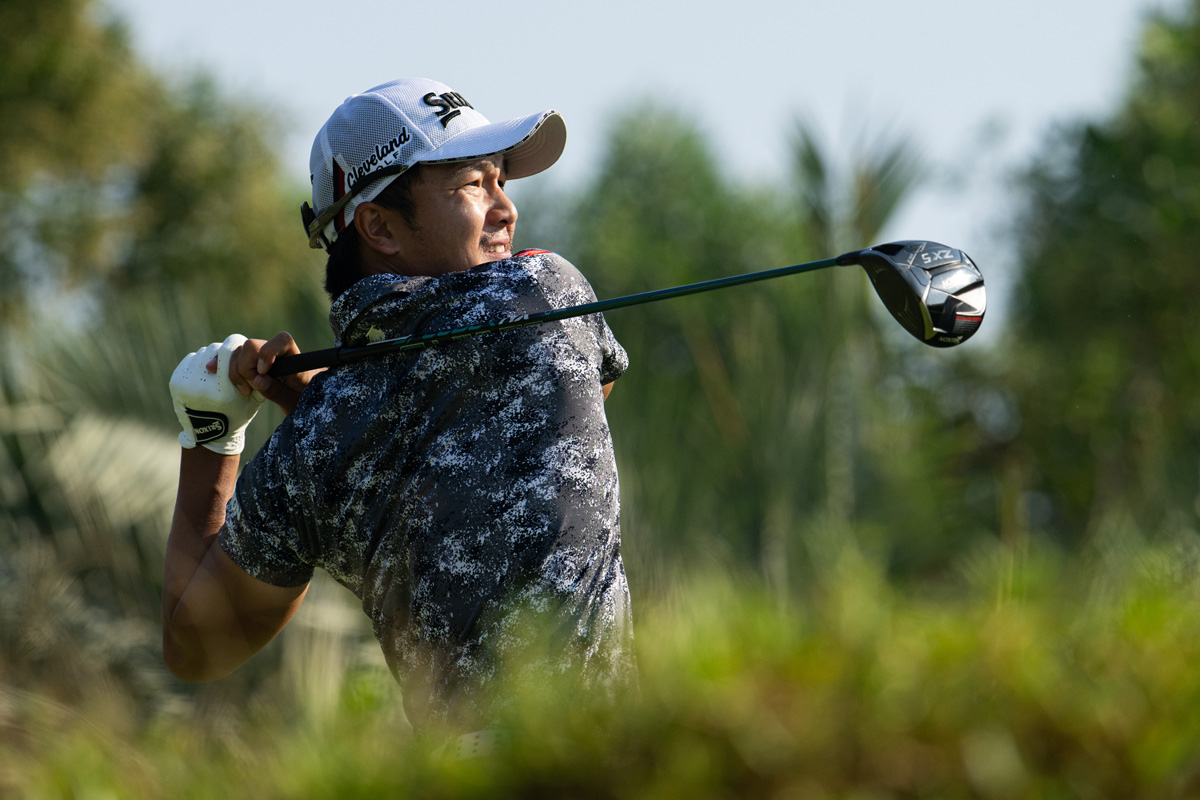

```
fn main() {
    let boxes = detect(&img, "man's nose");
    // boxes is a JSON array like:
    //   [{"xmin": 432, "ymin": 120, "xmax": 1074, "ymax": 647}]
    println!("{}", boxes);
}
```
[{"xmin": 489, "ymin": 186, "xmax": 517, "ymax": 226}]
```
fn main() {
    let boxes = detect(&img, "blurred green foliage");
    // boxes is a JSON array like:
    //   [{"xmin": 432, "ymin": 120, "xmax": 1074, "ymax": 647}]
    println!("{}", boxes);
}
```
[
  {"xmin": 0, "ymin": 0, "xmax": 325, "ymax": 726},
  {"xmin": 1004, "ymin": 0, "xmax": 1200, "ymax": 548},
  {"xmin": 6, "ymin": 541, "xmax": 1200, "ymax": 798},
  {"xmin": 0, "ymin": 0, "xmax": 327, "ymax": 338},
  {"xmin": 562, "ymin": 104, "xmax": 980, "ymax": 594},
  {"xmin": 6, "ymin": 0, "xmax": 1200, "ymax": 793}
]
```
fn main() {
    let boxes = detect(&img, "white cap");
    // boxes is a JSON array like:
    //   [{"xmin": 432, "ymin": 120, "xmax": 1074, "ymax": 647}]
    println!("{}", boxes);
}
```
[{"xmin": 302, "ymin": 78, "xmax": 567, "ymax": 249}]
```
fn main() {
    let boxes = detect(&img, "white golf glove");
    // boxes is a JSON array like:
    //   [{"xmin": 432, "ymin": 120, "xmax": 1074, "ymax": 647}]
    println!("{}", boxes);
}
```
[{"xmin": 170, "ymin": 334, "xmax": 265, "ymax": 455}]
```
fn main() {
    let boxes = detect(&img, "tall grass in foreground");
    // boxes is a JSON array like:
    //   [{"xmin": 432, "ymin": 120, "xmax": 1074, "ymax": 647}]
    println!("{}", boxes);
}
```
[{"xmin": 4, "ymin": 534, "xmax": 1200, "ymax": 799}]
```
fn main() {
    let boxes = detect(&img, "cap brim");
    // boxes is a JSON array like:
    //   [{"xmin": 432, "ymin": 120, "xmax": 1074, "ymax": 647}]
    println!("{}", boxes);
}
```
[{"xmin": 419, "ymin": 110, "xmax": 566, "ymax": 179}]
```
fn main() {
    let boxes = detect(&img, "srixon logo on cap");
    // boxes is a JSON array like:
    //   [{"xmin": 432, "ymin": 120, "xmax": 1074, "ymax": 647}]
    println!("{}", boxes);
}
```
[{"xmin": 423, "ymin": 92, "xmax": 473, "ymax": 128}]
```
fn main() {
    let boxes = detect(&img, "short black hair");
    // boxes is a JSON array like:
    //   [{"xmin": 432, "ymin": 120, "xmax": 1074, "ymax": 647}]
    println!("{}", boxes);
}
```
[{"xmin": 323, "ymin": 164, "xmax": 424, "ymax": 302}]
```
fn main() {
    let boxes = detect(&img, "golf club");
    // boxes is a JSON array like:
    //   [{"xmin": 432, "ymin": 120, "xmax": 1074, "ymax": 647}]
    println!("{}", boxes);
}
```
[{"xmin": 268, "ymin": 240, "xmax": 985, "ymax": 377}]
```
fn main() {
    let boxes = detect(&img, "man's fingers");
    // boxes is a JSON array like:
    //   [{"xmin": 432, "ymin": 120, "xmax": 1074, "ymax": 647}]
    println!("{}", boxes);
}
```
[
  {"xmin": 255, "ymin": 332, "xmax": 300, "ymax": 375},
  {"xmin": 228, "ymin": 340, "xmax": 267, "ymax": 397},
  {"xmin": 250, "ymin": 373, "xmax": 284, "ymax": 401},
  {"xmin": 215, "ymin": 332, "xmax": 307, "ymax": 416}
]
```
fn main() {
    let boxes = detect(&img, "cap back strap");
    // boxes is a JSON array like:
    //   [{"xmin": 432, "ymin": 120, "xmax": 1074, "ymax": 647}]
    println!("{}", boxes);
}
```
[{"xmin": 301, "ymin": 162, "xmax": 412, "ymax": 249}]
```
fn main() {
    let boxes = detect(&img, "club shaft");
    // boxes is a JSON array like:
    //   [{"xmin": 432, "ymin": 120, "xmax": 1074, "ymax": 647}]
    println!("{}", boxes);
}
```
[{"xmin": 269, "ymin": 255, "xmax": 843, "ymax": 376}]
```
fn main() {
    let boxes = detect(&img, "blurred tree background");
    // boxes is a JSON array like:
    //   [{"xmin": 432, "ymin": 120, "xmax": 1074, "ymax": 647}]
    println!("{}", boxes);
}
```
[
  {"xmin": 7, "ymin": 0, "xmax": 1200, "ymax": 792},
  {"xmin": 1000, "ymin": 2, "xmax": 1200, "ymax": 551},
  {"xmin": 0, "ymin": 0, "xmax": 330, "ymax": 713}
]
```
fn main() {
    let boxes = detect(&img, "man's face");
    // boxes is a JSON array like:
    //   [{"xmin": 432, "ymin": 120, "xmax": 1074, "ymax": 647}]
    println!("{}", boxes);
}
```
[{"xmin": 392, "ymin": 155, "xmax": 518, "ymax": 276}]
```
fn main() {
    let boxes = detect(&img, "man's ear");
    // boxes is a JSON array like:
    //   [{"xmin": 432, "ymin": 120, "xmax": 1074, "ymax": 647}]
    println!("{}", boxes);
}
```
[{"xmin": 353, "ymin": 202, "xmax": 404, "ymax": 256}]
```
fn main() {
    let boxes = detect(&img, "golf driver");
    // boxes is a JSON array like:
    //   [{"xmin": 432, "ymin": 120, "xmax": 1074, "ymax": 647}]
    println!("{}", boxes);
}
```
[{"xmin": 268, "ymin": 240, "xmax": 985, "ymax": 377}]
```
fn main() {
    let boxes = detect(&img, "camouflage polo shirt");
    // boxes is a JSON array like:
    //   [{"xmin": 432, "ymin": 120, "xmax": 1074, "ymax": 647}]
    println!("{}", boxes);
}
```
[{"xmin": 219, "ymin": 250, "xmax": 635, "ymax": 731}]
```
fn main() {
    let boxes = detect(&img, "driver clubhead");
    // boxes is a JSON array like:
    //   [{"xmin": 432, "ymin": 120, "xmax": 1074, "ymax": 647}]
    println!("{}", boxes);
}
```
[{"xmin": 837, "ymin": 241, "xmax": 986, "ymax": 348}]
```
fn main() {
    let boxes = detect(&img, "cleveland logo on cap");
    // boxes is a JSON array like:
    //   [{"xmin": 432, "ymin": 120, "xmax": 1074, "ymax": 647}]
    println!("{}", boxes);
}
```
[{"xmin": 345, "ymin": 128, "xmax": 412, "ymax": 189}]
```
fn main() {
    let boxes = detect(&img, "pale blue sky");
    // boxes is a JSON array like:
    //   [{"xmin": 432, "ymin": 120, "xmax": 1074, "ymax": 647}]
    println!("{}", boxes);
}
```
[{"xmin": 102, "ymin": 0, "xmax": 1178, "ymax": 332}]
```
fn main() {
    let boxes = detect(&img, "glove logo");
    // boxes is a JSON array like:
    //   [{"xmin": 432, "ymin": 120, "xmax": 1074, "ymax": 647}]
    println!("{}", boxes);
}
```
[{"xmin": 185, "ymin": 408, "xmax": 229, "ymax": 445}]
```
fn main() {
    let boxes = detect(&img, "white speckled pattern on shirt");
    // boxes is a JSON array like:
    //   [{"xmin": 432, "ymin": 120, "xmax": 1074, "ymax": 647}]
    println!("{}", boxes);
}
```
[{"xmin": 219, "ymin": 251, "xmax": 634, "ymax": 730}]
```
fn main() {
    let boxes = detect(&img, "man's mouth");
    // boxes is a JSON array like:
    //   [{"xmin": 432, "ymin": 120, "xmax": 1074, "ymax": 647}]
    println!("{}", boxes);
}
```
[{"xmin": 485, "ymin": 243, "xmax": 509, "ymax": 255}]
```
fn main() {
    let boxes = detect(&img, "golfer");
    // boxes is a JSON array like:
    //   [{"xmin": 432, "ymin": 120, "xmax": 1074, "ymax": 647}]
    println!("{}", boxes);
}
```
[{"xmin": 163, "ymin": 78, "xmax": 636, "ymax": 738}]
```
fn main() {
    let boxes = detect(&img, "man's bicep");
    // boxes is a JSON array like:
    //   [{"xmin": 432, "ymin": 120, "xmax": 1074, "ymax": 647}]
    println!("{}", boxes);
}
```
[{"xmin": 165, "ymin": 541, "xmax": 308, "ymax": 681}]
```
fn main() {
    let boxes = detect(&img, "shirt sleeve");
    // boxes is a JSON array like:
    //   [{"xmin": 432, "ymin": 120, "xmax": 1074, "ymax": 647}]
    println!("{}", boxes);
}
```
[
  {"xmin": 510, "ymin": 251, "xmax": 630, "ymax": 386},
  {"xmin": 218, "ymin": 431, "xmax": 316, "ymax": 588},
  {"xmin": 596, "ymin": 316, "xmax": 629, "ymax": 385}
]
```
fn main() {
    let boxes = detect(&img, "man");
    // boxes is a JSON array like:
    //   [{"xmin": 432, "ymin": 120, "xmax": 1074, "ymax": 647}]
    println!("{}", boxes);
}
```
[{"xmin": 163, "ymin": 78, "xmax": 635, "ymax": 736}]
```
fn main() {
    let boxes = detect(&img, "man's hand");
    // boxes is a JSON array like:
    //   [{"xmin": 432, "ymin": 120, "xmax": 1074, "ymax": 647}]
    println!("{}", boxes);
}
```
[
  {"xmin": 171, "ymin": 334, "xmax": 265, "ymax": 455},
  {"xmin": 227, "ymin": 332, "xmax": 319, "ymax": 417}
]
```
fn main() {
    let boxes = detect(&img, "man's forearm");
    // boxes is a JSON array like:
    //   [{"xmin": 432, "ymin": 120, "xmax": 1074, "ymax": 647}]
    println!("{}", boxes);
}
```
[
  {"xmin": 162, "ymin": 447, "xmax": 239, "ymax": 633},
  {"xmin": 161, "ymin": 446, "xmax": 309, "ymax": 682}
]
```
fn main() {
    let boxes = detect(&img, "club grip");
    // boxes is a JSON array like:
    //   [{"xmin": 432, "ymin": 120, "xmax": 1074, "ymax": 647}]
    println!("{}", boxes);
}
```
[{"xmin": 268, "ymin": 347, "xmax": 340, "ymax": 377}]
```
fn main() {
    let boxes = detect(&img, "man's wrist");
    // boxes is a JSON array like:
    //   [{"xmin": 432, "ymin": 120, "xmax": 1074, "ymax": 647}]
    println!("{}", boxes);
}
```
[
  {"xmin": 179, "ymin": 442, "xmax": 241, "ymax": 472},
  {"xmin": 179, "ymin": 430, "xmax": 245, "ymax": 455}
]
